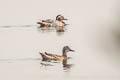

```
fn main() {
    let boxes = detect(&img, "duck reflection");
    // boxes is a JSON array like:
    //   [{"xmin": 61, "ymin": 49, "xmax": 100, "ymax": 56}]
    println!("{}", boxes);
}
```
[
  {"xmin": 37, "ymin": 26, "xmax": 66, "ymax": 36},
  {"xmin": 37, "ymin": 26, "xmax": 54, "ymax": 33},
  {"xmin": 40, "ymin": 62, "xmax": 53, "ymax": 67},
  {"xmin": 56, "ymin": 31, "xmax": 65, "ymax": 36},
  {"xmin": 62, "ymin": 59, "xmax": 73, "ymax": 71},
  {"xmin": 40, "ymin": 59, "xmax": 73, "ymax": 71}
]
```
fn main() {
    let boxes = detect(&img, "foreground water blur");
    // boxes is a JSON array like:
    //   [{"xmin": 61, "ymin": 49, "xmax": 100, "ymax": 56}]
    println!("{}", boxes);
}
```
[{"xmin": 0, "ymin": 0, "xmax": 120, "ymax": 80}]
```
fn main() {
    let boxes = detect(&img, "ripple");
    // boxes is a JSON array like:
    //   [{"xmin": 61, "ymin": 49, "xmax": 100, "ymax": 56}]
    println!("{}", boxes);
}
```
[
  {"xmin": 0, "ymin": 57, "xmax": 41, "ymax": 62},
  {"xmin": 0, "ymin": 25, "xmax": 37, "ymax": 28}
]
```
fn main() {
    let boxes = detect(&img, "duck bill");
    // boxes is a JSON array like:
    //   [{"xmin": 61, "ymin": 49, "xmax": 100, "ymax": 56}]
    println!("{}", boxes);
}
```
[
  {"xmin": 70, "ymin": 49, "xmax": 75, "ymax": 52},
  {"xmin": 64, "ymin": 18, "xmax": 68, "ymax": 20}
]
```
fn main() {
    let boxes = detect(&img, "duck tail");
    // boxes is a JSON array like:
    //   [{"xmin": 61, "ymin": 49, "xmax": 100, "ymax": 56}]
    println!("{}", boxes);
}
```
[
  {"xmin": 45, "ymin": 52, "xmax": 48, "ymax": 55},
  {"xmin": 37, "ymin": 22, "xmax": 45, "ymax": 28},
  {"xmin": 39, "ymin": 52, "xmax": 45, "ymax": 57},
  {"xmin": 39, "ymin": 52, "xmax": 48, "ymax": 61},
  {"xmin": 37, "ymin": 22, "xmax": 43, "ymax": 24}
]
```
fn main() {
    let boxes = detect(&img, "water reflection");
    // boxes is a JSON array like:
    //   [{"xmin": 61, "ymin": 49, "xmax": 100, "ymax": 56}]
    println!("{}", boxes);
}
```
[
  {"xmin": 37, "ymin": 26, "xmax": 65, "ymax": 36},
  {"xmin": 56, "ymin": 32, "xmax": 65, "ymax": 36},
  {"xmin": 62, "ymin": 59, "xmax": 73, "ymax": 72},
  {"xmin": 37, "ymin": 26, "xmax": 55, "ymax": 33},
  {"xmin": 40, "ymin": 62, "xmax": 54, "ymax": 67},
  {"xmin": 39, "ymin": 59, "xmax": 73, "ymax": 72}
]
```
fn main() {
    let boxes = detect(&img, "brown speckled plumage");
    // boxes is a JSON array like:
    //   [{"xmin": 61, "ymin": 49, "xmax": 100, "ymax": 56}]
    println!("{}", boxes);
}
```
[{"xmin": 39, "ymin": 46, "xmax": 74, "ymax": 61}]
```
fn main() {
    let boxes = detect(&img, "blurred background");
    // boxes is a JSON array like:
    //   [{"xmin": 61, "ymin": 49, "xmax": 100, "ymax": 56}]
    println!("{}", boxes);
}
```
[{"xmin": 0, "ymin": 0, "xmax": 120, "ymax": 80}]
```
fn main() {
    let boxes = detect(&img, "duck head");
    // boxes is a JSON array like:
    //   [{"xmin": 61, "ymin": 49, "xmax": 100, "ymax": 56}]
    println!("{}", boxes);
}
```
[
  {"xmin": 62, "ymin": 46, "xmax": 74, "ymax": 56},
  {"xmin": 56, "ymin": 15, "xmax": 68, "ymax": 21}
]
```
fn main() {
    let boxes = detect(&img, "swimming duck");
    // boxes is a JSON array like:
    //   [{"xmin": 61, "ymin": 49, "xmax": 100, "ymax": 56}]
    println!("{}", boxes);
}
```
[
  {"xmin": 39, "ymin": 46, "xmax": 74, "ymax": 61},
  {"xmin": 37, "ymin": 15, "xmax": 68, "ymax": 29}
]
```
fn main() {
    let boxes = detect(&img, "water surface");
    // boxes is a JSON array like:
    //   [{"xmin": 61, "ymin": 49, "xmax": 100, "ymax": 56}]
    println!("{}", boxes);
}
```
[{"xmin": 0, "ymin": 0, "xmax": 120, "ymax": 80}]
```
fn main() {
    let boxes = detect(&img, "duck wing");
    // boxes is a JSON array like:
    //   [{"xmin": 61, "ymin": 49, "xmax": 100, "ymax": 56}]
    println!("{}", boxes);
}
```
[
  {"xmin": 45, "ymin": 52, "xmax": 65, "ymax": 60},
  {"xmin": 43, "ymin": 19, "xmax": 54, "ymax": 23},
  {"xmin": 37, "ymin": 21, "xmax": 51, "ymax": 28},
  {"xmin": 39, "ymin": 52, "xmax": 49, "ymax": 61},
  {"xmin": 40, "ymin": 52, "xmax": 60, "ymax": 61},
  {"xmin": 45, "ymin": 52, "xmax": 61, "ymax": 57}
]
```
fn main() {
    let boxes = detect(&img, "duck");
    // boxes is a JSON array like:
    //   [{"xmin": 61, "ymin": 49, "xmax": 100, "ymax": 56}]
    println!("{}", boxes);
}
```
[
  {"xmin": 39, "ymin": 46, "xmax": 74, "ymax": 61},
  {"xmin": 37, "ymin": 15, "xmax": 68, "ymax": 29}
]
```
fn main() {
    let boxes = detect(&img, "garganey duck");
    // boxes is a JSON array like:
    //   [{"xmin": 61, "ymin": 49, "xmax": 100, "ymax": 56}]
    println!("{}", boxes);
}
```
[
  {"xmin": 37, "ymin": 15, "xmax": 68, "ymax": 31},
  {"xmin": 39, "ymin": 46, "xmax": 74, "ymax": 61}
]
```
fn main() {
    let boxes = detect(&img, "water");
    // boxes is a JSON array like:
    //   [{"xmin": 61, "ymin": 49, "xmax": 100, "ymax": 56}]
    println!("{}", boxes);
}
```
[{"xmin": 0, "ymin": 0, "xmax": 120, "ymax": 80}]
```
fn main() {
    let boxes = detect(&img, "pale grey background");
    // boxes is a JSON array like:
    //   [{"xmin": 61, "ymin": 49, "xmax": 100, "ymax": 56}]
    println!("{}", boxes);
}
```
[{"xmin": 0, "ymin": 0, "xmax": 120, "ymax": 80}]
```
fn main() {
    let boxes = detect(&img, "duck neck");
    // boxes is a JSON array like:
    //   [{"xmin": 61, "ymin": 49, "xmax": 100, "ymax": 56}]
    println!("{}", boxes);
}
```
[{"xmin": 62, "ymin": 49, "xmax": 67, "ymax": 57}]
